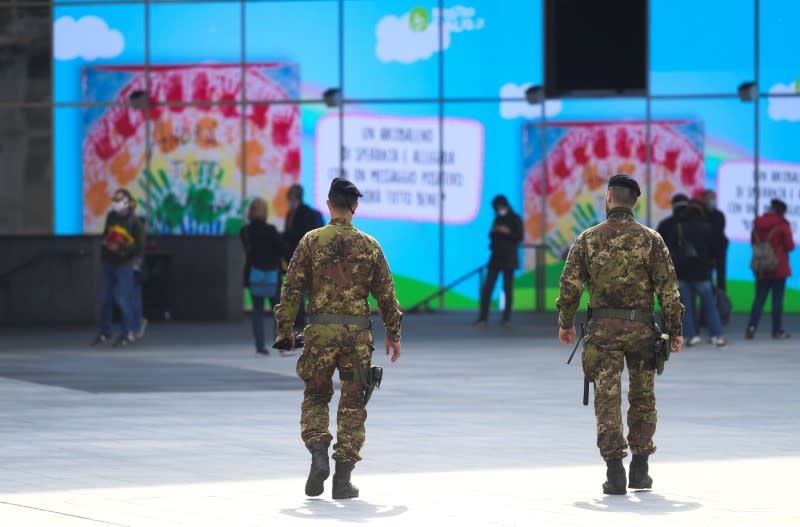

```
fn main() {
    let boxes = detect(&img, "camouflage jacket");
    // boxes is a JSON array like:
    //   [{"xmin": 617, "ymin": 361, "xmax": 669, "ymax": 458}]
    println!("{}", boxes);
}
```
[
  {"xmin": 275, "ymin": 218, "xmax": 403, "ymax": 342},
  {"xmin": 556, "ymin": 207, "xmax": 684, "ymax": 336}
]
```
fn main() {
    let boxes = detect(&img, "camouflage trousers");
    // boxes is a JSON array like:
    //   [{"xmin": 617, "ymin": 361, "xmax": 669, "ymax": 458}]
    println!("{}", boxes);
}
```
[
  {"xmin": 583, "ymin": 319, "xmax": 657, "ymax": 461},
  {"xmin": 296, "ymin": 324, "xmax": 373, "ymax": 464}
]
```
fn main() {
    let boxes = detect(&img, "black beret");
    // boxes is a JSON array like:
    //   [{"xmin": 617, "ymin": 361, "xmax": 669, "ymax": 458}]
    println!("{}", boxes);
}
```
[
  {"xmin": 608, "ymin": 174, "xmax": 641, "ymax": 197},
  {"xmin": 328, "ymin": 177, "xmax": 363, "ymax": 198}
]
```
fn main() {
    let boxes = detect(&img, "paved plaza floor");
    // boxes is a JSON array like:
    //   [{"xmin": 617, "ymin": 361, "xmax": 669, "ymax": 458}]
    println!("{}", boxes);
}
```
[{"xmin": 0, "ymin": 312, "xmax": 798, "ymax": 526}]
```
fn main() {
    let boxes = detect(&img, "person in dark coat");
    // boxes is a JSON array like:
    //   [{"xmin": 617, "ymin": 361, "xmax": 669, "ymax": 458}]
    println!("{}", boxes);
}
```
[
  {"xmin": 475, "ymin": 195, "xmax": 523, "ymax": 326},
  {"xmin": 701, "ymin": 189, "xmax": 729, "ymax": 291},
  {"xmin": 746, "ymin": 198, "xmax": 795, "ymax": 339},
  {"xmin": 283, "ymin": 184, "xmax": 324, "ymax": 331},
  {"xmin": 657, "ymin": 195, "xmax": 726, "ymax": 347},
  {"xmin": 241, "ymin": 197, "xmax": 290, "ymax": 356}
]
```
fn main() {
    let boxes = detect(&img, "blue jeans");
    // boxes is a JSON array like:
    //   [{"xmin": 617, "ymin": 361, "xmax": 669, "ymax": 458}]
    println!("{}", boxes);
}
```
[
  {"xmin": 747, "ymin": 278, "xmax": 786, "ymax": 334},
  {"xmin": 100, "ymin": 261, "xmax": 134, "ymax": 337},
  {"xmin": 679, "ymin": 280, "xmax": 723, "ymax": 338},
  {"xmin": 251, "ymin": 293, "xmax": 278, "ymax": 352}
]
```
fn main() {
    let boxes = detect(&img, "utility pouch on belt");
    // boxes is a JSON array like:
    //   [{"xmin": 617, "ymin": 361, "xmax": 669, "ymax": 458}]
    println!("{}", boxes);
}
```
[
  {"xmin": 340, "ymin": 365, "xmax": 383, "ymax": 405},
  {"xmin": 640, "ymin": 320, "xmax": 671, "ymax": 375}
]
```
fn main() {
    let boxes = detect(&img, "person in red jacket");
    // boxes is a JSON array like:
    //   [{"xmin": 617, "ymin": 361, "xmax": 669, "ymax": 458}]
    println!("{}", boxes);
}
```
[{"xmin": 746, "ymin": 199, "xmax": 795, "ymax": 339}]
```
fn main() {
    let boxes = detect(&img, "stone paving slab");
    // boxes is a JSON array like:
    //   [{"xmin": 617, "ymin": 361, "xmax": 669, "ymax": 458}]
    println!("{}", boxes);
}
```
[{"xmin": 0, "ymin": 356, "xmax": 302, "ymax": 393}]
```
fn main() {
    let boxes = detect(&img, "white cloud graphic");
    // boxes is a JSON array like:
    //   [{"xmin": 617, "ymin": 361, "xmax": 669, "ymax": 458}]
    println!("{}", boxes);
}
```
[
  {"xmin": 768, "ymin": 82, "xmax": 800, "ymax": 122},
  {"xmin": 54, "ymin": 16, "xmax": 124, "ymax": 61},
  {"xmin": 376, "ymin": 13, "xmax": 449, "ymax": 64},
  {"xmin": 375, "ymin": 6, "xmax": 484, "ymax": 64},
  {"xmin": 499, "ymin": 83, "xmax": 563, "ymax": 119}
]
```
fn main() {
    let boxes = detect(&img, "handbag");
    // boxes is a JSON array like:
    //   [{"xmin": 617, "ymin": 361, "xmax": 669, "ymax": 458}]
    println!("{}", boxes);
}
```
[{"xmin": 249, "ymin": 268, "xmax": 279, "ymax": 299}]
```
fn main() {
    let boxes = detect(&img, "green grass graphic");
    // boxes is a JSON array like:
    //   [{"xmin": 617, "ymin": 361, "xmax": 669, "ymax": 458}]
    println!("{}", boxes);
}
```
[{"xmin": 244, "ymin": 263, "xmax": 799, "ymax": 314}]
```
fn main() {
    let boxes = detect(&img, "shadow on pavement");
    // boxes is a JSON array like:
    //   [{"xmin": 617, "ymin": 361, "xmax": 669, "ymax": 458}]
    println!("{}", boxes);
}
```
[
  {"xmin": 281, "ymin": 498, "xmax": 409, "ymax": 523},
  {"xmin": 573, "ymin": 492, "xmax": 702, "ymax": 514}
]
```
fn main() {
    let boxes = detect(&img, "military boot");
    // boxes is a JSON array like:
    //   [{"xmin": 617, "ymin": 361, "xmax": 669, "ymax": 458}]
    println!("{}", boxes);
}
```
[
  {"xmin": 602, "ymin": 458, "xmax": 627, "ymax": 495},
  {"xmin": 332, "ymin": 462, "xmax": 359, "ymax": 500},
  {"xmin": 628, "ymin": 454, "xmax": 653, "ymax": 489},
  {"xmin": 304, "ymin": 442, "xmax": 330, "ymax": 497}
]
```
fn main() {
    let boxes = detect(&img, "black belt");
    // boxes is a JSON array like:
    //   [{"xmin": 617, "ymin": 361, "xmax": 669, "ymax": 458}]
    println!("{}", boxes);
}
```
[{"xmin": 308, "ymin": 314, "xmax": 371, "ymax": 328}]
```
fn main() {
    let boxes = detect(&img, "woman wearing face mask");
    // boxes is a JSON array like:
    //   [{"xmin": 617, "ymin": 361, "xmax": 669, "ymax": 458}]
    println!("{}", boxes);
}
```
[
  {"xmin": 92, "ymin": 189, "xmax": 145, "ymax": 347},
  {"xmin": 475, "ymin": 194, "xmax": 524, "ymax": 327}
]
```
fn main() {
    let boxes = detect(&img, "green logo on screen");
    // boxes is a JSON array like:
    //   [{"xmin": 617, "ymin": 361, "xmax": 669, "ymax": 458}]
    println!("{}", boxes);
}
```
[{"xmin": 409, "ymin": 7, "xmax": 429, "ymax": 32}]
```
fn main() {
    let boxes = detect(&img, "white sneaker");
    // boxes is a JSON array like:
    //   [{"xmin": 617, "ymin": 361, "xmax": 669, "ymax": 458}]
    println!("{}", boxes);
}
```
[
  {"xmin": 135, "ymin": 318, "xmax": 148, "ymax": 340},
  {"xmin": 686, "ymin": 336, "xmax": 702, "ymax": 346},
  {"xmin": 711, "ymin": 336, "xmax": 727, "ymax": 348}
]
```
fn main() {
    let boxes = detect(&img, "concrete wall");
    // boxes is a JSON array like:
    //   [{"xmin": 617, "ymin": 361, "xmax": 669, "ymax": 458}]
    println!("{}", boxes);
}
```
[
  {"xmin": 0, "ymin": 236, "xmax": 244, "ymax": 325},
  {"xmin": 148, "ymin": 236, "xmax": 244, "ymax": 322},
  {"xmin": 0, "ymin": 236, "xmax": 99, "ymax": 325}
]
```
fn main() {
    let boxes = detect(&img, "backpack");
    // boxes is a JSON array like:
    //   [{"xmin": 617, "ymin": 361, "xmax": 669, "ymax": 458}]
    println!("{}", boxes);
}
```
[
  {"xmin": 750, "ymin": 226, "xmax": 779, "ymax": 277},
  {"xmin": 674, "ymin": 222, "xmax": 699, "ymax": 264}
]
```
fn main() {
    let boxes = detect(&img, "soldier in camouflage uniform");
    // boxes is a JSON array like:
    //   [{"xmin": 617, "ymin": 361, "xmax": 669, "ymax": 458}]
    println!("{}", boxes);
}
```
[
  {"xmin": 274, "ymin": 177, "xmax": 402, "ymax": 500},
  {"xmin": 556, "ymin": 174, "xmax": 684, "ymax": 495}
]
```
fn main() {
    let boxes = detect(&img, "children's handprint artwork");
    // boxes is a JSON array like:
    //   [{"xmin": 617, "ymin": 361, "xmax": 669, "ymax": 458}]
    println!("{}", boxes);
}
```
[
  {"xmin": 522, "ymin": 120, "xmax": 705, "ymax": 265},
  {"xmin": 138, "ymin": 162, "xmax": 237, "ymax": 234},
  {"xmin": 82, "ymin": 63, "xmax": 300, "ymax": 234}
]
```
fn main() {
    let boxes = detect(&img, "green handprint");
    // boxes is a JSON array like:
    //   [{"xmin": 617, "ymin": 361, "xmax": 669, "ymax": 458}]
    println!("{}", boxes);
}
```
[
  {"xmin": 223, "ymin": 196, "xmax": 253, "ymax": 235},
  {"xmin": 573, "ymin": 202, "xmax": 601, "ymax": 233},
  {"xmin": 546, "ymin": 230, "xmax": 571, "ymax": 258},
  {"xmin": 546, "ymin": 201, "xmax": 603, "ymax": 259},
  {"xmin": 139, "ymin": 168, "xmax": 187, "ymax": 229},
  {"xmin": 185, "ymin": 161, "xmax": 234, "ymax": 225}
]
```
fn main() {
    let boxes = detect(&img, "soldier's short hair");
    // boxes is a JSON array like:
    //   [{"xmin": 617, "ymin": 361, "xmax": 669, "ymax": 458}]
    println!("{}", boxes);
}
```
[
  {"xmin": 329, "ymin": 191, "xmax": 358, "ymax": 211},
  {"xmin": 609, "ymin": 186, "xmax": 637, "ymax": 207}
]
